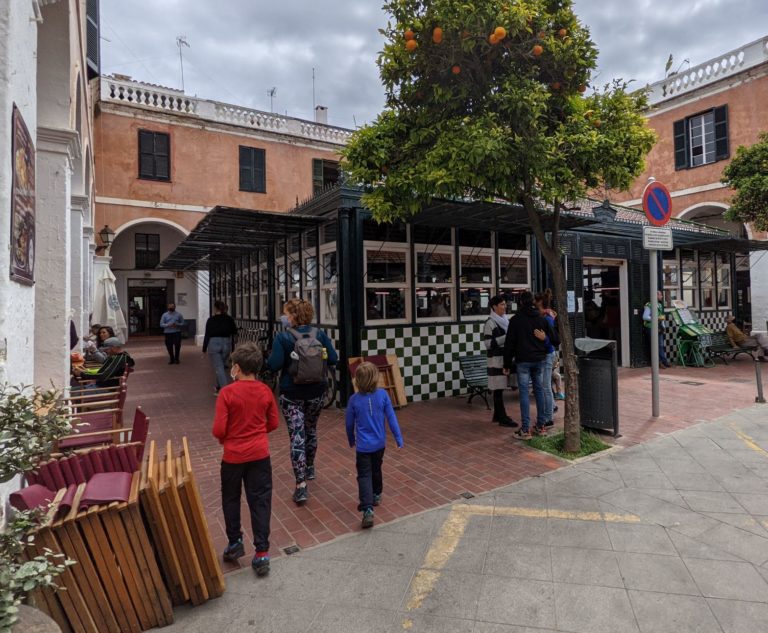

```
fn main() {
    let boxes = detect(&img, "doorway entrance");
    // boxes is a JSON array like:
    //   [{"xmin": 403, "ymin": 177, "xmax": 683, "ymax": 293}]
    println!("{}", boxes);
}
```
[
  {"xmin": 128, "ymin": 279, "xmax": 172, "ymax": 336},
  {"xmin": 582, "ymin": 258, "xmax": 630, "ymax": 366}
]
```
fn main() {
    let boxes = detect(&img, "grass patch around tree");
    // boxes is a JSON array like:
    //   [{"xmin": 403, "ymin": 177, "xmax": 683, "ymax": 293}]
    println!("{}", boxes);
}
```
[{"xmin": 526, "ymin": 430, "xmax": 611, "ymax": 460}]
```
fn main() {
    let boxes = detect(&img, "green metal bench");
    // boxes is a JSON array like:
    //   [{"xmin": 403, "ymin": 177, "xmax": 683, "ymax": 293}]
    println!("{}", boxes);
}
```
[
  {"xmin": 706, "ymin": 331, "xmax": 758, "ymax": 365},
  {"xmin": 458, "ymin": 355, "xmax": 490, "ymax": 409}
]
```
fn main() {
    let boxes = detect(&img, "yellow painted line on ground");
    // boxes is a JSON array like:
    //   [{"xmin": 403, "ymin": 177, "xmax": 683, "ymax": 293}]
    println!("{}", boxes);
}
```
[
  {"xmin": 402, "ymin": 502, "xmax": 640, "ymax": 621},
  {"xmin": 453, "ymin": 503, "xmax": 641, "ymax": 523},
  {"xmin": 729, "ymin": 423, "xmax": 768, "ymax": 457}
]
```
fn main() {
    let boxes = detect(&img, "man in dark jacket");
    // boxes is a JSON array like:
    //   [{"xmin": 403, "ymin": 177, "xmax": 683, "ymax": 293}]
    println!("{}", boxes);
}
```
[
  {"xmin": 74, "ymin": 337, "xmax": 135, "ymax": 388},
  {"xmin": 503, "ymin": 292, "xmax": 559, "ymax": 438}
]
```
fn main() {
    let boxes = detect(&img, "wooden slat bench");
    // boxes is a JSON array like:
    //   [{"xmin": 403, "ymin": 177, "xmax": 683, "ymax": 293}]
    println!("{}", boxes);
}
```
[
  {"xmin": 458, "ymin": 355, "xmax": 490, "ymax": 409},
  {"xmin": 706, "ymin": 331, "xmax": 758, "ymax": 364}
]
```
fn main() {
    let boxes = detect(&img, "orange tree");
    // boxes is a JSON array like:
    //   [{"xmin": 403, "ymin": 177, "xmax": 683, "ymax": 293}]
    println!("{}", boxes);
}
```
[{"xmin": 343, "ymin": 0, "xmax": 655, "ymax": 452}]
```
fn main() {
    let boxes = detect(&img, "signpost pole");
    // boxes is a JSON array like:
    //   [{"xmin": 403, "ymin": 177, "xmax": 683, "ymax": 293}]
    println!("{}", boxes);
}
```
[{"xmin": 650, "ymin": 251, "xmax": 660, "ymax": 418}]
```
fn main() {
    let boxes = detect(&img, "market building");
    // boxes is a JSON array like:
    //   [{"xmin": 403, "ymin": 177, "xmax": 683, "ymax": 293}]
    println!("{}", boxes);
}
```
[
  {"xmin": 615, "ymin": 35, "xmax": 768, "ymax": 329},
  {"xmin": 93, "ymin": 75, "xmax": 351, "ymax": 342}
]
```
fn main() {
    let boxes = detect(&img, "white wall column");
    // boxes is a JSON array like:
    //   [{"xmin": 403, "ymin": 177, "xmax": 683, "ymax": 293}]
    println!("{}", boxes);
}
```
[
  {"xmin": 751, "ymin": 251, "xmax": 768, "ymax": 331},
  {"xmin": 83, "ymin": 227, "xmax": 95, "ymax": 336},
  {"xmin": 34, "ymin": 126, "xmax": 79, "ymax": 388},
  {"xmin": 196, "ymin": 270, "xmax": 210, "ymax": 346},
  {"xmin": 70, "ymin": 195, "xmax": 87, "ymax": 342}
]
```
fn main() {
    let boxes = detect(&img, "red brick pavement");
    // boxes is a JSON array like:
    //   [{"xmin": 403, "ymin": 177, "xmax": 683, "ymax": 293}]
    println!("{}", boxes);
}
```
[{"xmin": 124, "ymin": 338, "xmax": 764, "ymax": 570}]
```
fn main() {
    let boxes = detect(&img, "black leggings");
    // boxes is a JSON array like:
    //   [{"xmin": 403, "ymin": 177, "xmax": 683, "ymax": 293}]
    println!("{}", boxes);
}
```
[{"xmin": 492, "ymin": 389, "xmax": 508, "ymax": 419}]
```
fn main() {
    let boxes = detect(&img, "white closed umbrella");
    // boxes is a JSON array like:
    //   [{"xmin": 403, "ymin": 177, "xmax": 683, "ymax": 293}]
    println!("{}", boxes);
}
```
[{"xmin": 93, "ymin": 266, "xmax": 128, "ymax": 343}]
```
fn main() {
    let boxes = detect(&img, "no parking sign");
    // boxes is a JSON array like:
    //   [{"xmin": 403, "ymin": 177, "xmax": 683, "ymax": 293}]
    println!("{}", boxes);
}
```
[{"xmin": 642, "ymin": 180, "xmax": 673, "ymax": 226}]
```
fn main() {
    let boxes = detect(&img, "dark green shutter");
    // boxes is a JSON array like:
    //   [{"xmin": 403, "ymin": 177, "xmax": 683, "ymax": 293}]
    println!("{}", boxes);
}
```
[
  {"xmin": 253, "ymin": 148, "xmax": 266, "ymax": 192},
  {"xmin": 714, "ymin": 105, "xmax": 729, "ymax": 161},
  {"xmin": 85, "ymin": 0, "xmax": 99, "ymax": 79},
  {"xmin": 239, "ymin": 146, "xmax": 254, "ymax": 191},
  {"xmin": 154, "ymin": 133, "xmax": 170, "ymax": 180},
  {"xmin": 139, "ymin": 131, "xmax": 155, "ymax": 178},
  {"xmin": 312, "ymin": 158, "xmax": 324, "ymax": 194},
  {"xmin": 673, "ymin": 119, "xmax": 688, "ymax": 170}
]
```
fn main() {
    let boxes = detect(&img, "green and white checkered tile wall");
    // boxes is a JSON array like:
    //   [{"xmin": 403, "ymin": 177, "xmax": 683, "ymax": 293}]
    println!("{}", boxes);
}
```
[
  {"xmin": 362, "ymin": 323, "xmax": 486, "ymax": 402},
  {"xmin": 663, "ymin": 310, "xmax": 731, "ymax": 361}
]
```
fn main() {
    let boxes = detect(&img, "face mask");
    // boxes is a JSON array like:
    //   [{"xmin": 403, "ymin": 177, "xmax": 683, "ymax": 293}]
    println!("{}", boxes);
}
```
[{"xmin": 280, "ymin": 314, "xmax": 291, "ymax": 327}]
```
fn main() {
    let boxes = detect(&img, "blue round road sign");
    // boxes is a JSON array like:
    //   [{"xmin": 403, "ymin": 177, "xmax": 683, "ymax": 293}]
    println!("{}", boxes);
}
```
[{"xmin": 642, "ymin": 181, "xmax": 672, "ymax": 227}]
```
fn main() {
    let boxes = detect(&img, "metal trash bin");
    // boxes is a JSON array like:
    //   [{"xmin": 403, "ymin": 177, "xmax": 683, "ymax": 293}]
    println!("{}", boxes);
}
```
[{"xmin": 575, "ymin": 338, "xmax": 619, "ymax": 437}]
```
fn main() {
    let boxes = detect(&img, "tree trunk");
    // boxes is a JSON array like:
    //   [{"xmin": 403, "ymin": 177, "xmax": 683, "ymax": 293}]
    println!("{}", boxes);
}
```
[{"xmin": 523, "ymin": 198, "xmax": 581, "ymax": 453}]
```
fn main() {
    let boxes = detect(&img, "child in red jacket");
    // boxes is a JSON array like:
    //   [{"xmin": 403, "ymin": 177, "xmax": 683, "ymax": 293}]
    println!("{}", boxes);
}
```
[{"xmin": 212, "ymin": 342, "xmax": 279, "ymax": 576}]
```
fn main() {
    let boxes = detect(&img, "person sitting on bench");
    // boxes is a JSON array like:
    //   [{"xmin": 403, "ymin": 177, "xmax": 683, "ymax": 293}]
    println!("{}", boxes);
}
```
[
  {"xmin": 726, "ymin": 316, "xmax": 766, "ymax": 362},
  {"xmin": 73, "ymin": 337, "xmax": 135, "ymax": 387}
]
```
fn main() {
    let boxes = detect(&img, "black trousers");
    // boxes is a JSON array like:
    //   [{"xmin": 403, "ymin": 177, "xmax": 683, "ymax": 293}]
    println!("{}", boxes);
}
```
[
  {"xmin": 220, "ymin": 457, "xmax": 272, "ymax": 552},
  {"xmin": 492, "ymin": 389, "xmax": 508, "ymax": 420},
  {"xmin": 356, "ymin": 448, "xmax": 385, "ymax": 512},
  {"xmin": 164, "ymin": 332, "xmax": 182, "ymax": 362}
]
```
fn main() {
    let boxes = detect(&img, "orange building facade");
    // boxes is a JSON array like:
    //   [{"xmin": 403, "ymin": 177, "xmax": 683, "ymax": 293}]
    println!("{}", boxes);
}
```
[
  {"xmin": 614, "ymin": 36, "xmax": 768, "ymax": 327},
  {"xmin": 94, "ymin": 75, "xmax": 350, "ymax": 340}
]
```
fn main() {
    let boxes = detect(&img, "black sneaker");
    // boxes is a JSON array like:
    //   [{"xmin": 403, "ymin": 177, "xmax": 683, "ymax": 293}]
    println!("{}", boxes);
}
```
[
  {"xmin": 373, "ymin": 494, "xmax": 382, "ymax": 507},
  {"xmin": 545, "ymin": 420, "xmax": 555, "ymax": 427},
  {"xmin": 222, "ymin": 539, "xmax": 245, "ymax": 562},
  {"xmin": 252, "ymin": 554, "xmax": 270, "ymax": 576},
  {"xmin": 553, "ymin": 405, "xmax": 559, "ymax": 413},
  {"xmin": 306, "ymin": 465, "xmax": 315, "ymax": 481},
  {"xmin": 498, "ymin": 418, "xmax": 519, "ymax": 428},
  {"xmin": 293, "ymin": 485, "xmax": 308, "ymax": 505},
  {"xmin": 361, "ymin": 509, "xmax": 374, "ymax": 529}
]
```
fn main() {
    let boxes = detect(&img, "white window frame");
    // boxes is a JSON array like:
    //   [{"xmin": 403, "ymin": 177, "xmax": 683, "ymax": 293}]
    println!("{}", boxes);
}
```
[
  {"xmin": 319, "ymin": 245, "xmax": 338, "ymax": 324},
  {"xmin": 415, "ymin": 243, "xmax": 455, "ymax": 322},
  {"xmin": 662, "ymin": 251, "xmax": 680, "ymax": 307},
  {"xmin": 688, "ymin": 111, "xmax": 716, "ymax": 167},
  {"xmin": 459, "ymin": 244, "xmax": 495, "ymax": 320},
  {"xmin": 364, "ymin": 241, "xmax": 411, "ymax": 325},
  {"xmin": 699, "ymin": 252, "xmax": 717, "ymax": 311},
  {"xmin": 716, "ymin": 252, "xmax": 732, "ymax": 310},
  {"xmin": 680, "ymin": 250, "xmax": 698, "ymax": 310}
]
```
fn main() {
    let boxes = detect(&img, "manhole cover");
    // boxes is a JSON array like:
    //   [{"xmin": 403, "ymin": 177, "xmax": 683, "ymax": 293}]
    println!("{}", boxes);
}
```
[
  {"xmin": 283, "ymin": 545, "xmax": 300, "ymax": 555},
  {"xmin": 459, "ymin": 492, "xmax": 475, "ymax": 499},
  {"xmin": 679, "ymin": 380, "xmax": 705, "ymax": 386}
]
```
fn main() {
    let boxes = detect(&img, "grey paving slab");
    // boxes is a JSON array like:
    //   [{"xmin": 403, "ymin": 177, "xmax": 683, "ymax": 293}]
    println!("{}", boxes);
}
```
[
  {"xmin": 359, "ymin": 530, "xmax": 431, "ymax": 567},
  {"xmin": 484, "ymin": 541, "xmax": 552, "ymax": 581},
  {"xmin": 300, "ymin": 604, "xmax": 394, "ymax": 633},
  {"xmin": 473, "ymin": 624, "xmax": 558, "ymax": 633},
  {"xmin": 493, "ymin": 491, "xmax": 549, "ymax": 508},
  {"xmin": 683, "ymin": 558, "xmax": 768, "ymax": 602},
  {"xmin": 228, "ymin": 594, "xmax": 324, "ymax": 633},
  {"xmin": 627, "ymin": 591, "xmax": 723, "ymax": 633},
  {"xmin": 330, "ymin": 562, "xmax": 415, "ymax": 610},
  {"xmin": 548, "ymin": 518, "xmax": 612, "ymax": 550},
  {"xmin": 390, "ymin": 613, "xmax": 475, "ymax": 633},
  {"xmin": 475, "ymin": 577, "xmax": 556, "ymax": 629},
  {"xmin": 697, "ymin": 522, "xmax": 768, "ymax": 565},
  {"xmin": 664, "ymin": 471, "xmax": 726, "ymax": 492},
  {"xmin": 555, "ymin": 471, "xmax": 626, "ymax": 498},
  {"xmin": 410, "ymin": 569, "xmax": 484, "ymax": 619},
  {"xmin": 713, "ymin": 471, "xmax": 768, "ymax": 494},
  {"xmin": 489, "ymin": 516, "xmax": 549, "ymax": 545},
  {"xmin": 545, "ymin": 494, "xmax": 602, "ymax": 513},
  {"xmin": 616, "ymin": 551, "xmax": 700, "ymax": 595},
  {"xmin": 706, "ymin": 597, "xmax": 768, "ymax": 633},
  {"xmin": 620, "ymin": 470, "xmax": 677, "ymax": 490},
  {"xmin": 666, "ymin": 529, "xmax": 743, "ymax": 562},
  {"xmin": 376, "ymin": 509, "xmax": 449, "ymax": 537},
  {"xmin": 703, "ymin": 512, "xmax": 768, "ymax": 538},
  {"xmin": 298, "ymin": 532, "xmax": 372, "ymax": 562},
  {"xmin": 605, "ymin": 522, "xmax": 678, "ymax": 555},
  {"xmin": 553, "ymin": 583, "xmax": 639, "ymax": 633},
  {"xmin": 438, "ymin": 536, "xmax": 489, "ymax": 574},
  {"xmin": 550, "ymin": 547, "xmax": 624, "ymax": 587},
  {"xmin": 732, "ymin": 492, "xmax": 768, "ymax": 516},
  {"xmin": 681, "ymin": 491, "xmax": 747, "ymax": 514},
  {"xmin": 640, "ymin": 487, "xmax": 689, "ymax": 507}
]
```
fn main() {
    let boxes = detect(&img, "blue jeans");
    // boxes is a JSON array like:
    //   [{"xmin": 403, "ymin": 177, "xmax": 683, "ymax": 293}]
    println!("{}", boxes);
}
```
[
  {"xmin": 208, "ymin": 337, "xmax": 232, "ymax": 390},
  {"xmin": 542, "ymin": 352, "xmax": 556, "ymax": 422},
  {"xmin": 516, "ymin": 360, "xmax": 547, "ymax": 432},
  {"xmin": 643, "ymin": 329, "xmax": 668, "ymax": 365}
]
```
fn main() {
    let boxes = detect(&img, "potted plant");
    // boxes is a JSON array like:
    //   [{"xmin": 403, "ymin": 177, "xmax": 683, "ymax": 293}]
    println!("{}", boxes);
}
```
[{"xmin": 0, "ymin": 385, "xmax": 75, "ymax": 631}]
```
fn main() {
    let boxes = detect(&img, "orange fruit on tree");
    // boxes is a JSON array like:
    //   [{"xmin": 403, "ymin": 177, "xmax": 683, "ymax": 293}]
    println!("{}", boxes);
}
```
[
  {"xmin": 558, "ymin": 28, "xmax": 568, "ymax": 38},
  {"xmin": 551, "ymin": 82, "xmax": 561, "ymax": 90},
  {"xmin": 489, "ymin": 33, "xmax": 500, "ymax": 45},
  {"xmin": 452, "ymin": 65, "xmax": 461, "ymax": 74},
  {"xmin": 494, "ymin": 26, "xmax": 507, "ymax": 39},
  {"xmin": 404, "ymin": 29, "xmax": 415, "ymax": 41},
  {"xmin": 593, "ymin": 119, "xmax": 602, "ymax": 128},
  {"xmin": 538, "ymin": 31, "xmax": 546, "ymax": 39},
  {"xmin": 532, "ymin": 44, "xmax": 544, "ymax": 56},
  {"xmin": 578, "ymin": 84, "xmax": 587, "ymax": 93},
  {"xmin": 432, "ymin": 27, "xmax": 443, "ymax": 44},
  {"xmin": 406, "ymin": 39, "xmax": 418, "ymax": 51}
]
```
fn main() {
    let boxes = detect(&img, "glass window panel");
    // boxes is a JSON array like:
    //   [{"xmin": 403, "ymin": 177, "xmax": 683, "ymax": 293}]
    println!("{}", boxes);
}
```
[
  {"xmin": 461, "ymin": 253, "xmax": 492, "ymax": 284},
  {"xmin": 322, "ymin": 287, "xmax": 338, "ymax": 322},
  {"xmin": 259, "ymin": 267, "xmax": 269, "ymax": 292},
  {"xmin": 305, "ymin": 256, "xmax": 317, "ymax": 288},
  {"xmin": 499, "ymin": 254, "xmax": 528, "ymax": 285},
  {"xmin": 417, "ymin": 251, "xmax": 453, "ymax": 283},
  {"xmin": 460, "ymin": 287, "xmax": 491, "ymax": 316},
  {"xmin": 702, "ymin": 288, "xmax": 715, "ymax": 309},
  {"xmin": 277, "ymin": 265, "xmax": 286, "ymax": 285},
  {"xmin": 366, "ymin": 288, "xmax": 407, "ymax": 321},
  {"xmin": 363, "ymin": 218, "xmax": 407, "ymax": 242},
  {"xmin": 415, "ymin": 287, "xmax": 453, "ymax": 319},
  {"xmin": 412, "ymin": 225, "xmax": 452, "ymax": 245},
  {"xmin": 290, "ymin": 262, "xmax": 301, "ymax": 287},
  {"xmin": 367, "ymin": 250, "xmax": 406, "ymax": 283},
  {"xmin": 496, "ymin": 288, "xmax": 527, "ymax": 315},
  {"xmin": 700, "ymin": 253, "xmax": 715, "ymax": 288},
  {"xmin": 458, "ymin": 229, "xmax": 491, "ymax": 248},
  {"xmin": 322, "ymin": 251, "xmax": 338, "ymax": 284},
  {"xmin": 717, "ymin": 289, "xmax": 730, "ymax": 308}
]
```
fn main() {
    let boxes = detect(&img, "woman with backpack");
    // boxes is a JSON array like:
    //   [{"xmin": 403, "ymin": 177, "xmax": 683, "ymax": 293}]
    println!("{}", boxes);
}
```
[{"xmin": 266, "ymin": 298, "xmax": 338, "ymax": 505}]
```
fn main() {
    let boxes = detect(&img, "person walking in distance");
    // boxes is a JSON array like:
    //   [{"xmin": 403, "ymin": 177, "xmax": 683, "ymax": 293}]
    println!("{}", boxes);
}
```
[
  {"xmin": 346, "ymin": 362, "xmax": 404, "ymax": 529},
  {"xmin": 213, "ymin": 342, "xmax": 279, "ymax": 576},
  {"xmin": 642, "ymin": 291, "xmax": 671, "ymax": 368},
  {"xmin": 160, "ymin": 302, "xmax": 184, "ymax": 364},
  {"xmin": 203, "ymin": 301, "xmax": 239, "ymax": 394},
  {"xmin": 535, "ymin": 290, "xmax": 559, "ymax": 428},
  {"xmin": 483, "ymin": 296, "xmax": 517, "ymax": 427},
  {"xmin": 503, "ymin": 291, "xmax": 559, "ymax": 439}
]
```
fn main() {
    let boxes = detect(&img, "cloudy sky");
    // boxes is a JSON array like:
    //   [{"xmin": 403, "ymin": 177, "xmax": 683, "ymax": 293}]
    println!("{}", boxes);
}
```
[{"xmin": 100, "ymin": 1, "xmax": 767, "ymax": 129}]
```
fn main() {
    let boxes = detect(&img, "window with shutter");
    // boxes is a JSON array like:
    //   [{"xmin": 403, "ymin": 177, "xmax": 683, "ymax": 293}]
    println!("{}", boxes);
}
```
[
  {"xmin": 312, "ymin": 158, "xmax": 340, "ymax": 195},
  {"xmin": 138, "ymin": 130, "xmax": 171, "ymax": 181},
  {"xmin": 135, "ymin": 233, "xmax": 161, "ymax": 269},
  {"xmin": 86, "ymin": 0, "xmax": 100, "ymax": 80},
  {"xmin": 675, "ymin": 105, "xmax": 729, "ymax": 170},
  {"xmin": 673, "ymin": 119, "xmax": 687, "ymax": 170},
  {"xmin": 239, "ymin": 146, "xmax": 266, "ymax": 193},
  {"xmin": 714, "ymin": 105, "xmax": 729, "ymax": 161}
]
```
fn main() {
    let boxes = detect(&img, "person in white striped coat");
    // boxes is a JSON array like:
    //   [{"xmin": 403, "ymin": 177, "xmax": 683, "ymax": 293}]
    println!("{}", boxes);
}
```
[{"xmin": 484, "ymin": 296, "xmax": 518, "ymax": 427}]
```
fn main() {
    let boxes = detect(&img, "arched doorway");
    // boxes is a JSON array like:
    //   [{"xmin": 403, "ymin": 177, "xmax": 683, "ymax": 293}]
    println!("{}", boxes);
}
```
[{"xmin": 110, "ymin": 220, "xmax": 200, "ymax": 338}]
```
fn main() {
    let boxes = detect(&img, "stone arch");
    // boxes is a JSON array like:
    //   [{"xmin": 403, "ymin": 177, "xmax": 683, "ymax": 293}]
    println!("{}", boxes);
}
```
[
  {"xmin": 678, "ymin": 202, "xmax": 747, "ymax": 237},
  {"xmin": 113, "ymin": 217, "xmax": 190, "ymax": 238}
]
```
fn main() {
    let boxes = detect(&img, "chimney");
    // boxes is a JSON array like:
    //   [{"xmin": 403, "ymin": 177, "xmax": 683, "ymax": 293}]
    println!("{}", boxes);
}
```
[{"xmin": 314, "ymin": 105, "xmax": 328, "ymax": 124}]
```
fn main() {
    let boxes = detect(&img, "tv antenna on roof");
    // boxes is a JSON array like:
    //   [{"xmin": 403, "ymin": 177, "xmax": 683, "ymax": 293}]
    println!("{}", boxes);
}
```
[
  {"xmin": 267, "ymin": 87, "xmax": 277, "ymax": 113},
  {"xmin": 176, "ymin": 36, "xmax": 190, "ymax": 92}
]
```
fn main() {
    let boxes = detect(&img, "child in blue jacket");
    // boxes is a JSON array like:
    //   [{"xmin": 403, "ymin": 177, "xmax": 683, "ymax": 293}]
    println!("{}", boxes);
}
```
[{"xmin": 345, "ymin": 362, "xmax": 404, "ymax": 529}]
